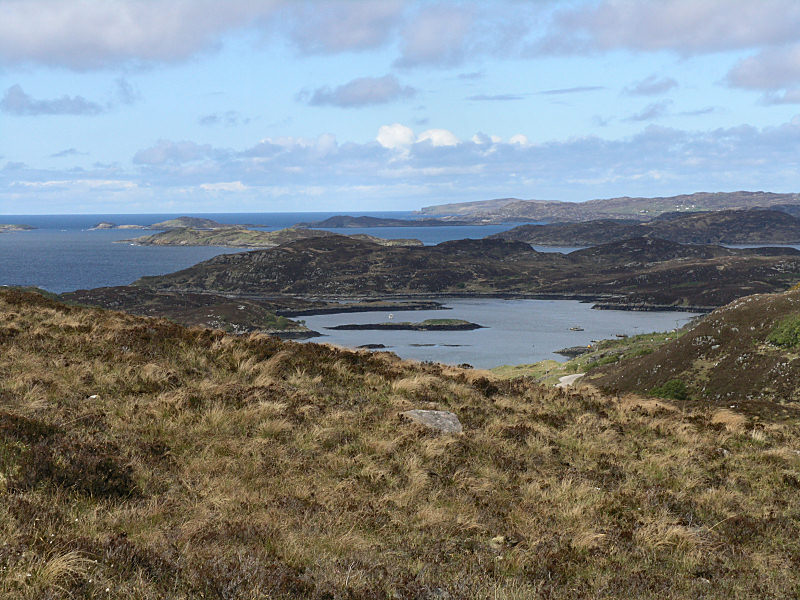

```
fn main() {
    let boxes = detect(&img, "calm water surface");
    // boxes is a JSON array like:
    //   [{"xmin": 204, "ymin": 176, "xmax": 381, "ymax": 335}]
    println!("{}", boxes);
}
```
[{"xmin": 302, "ymin": 298, "xmax": 700, "ymax": 368}]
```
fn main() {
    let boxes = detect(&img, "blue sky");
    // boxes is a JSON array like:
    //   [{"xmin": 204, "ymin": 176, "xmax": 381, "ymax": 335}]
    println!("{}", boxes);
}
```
[{"xmin": 1, "ymin": 0, "xmax": 800, "ymax": 214}]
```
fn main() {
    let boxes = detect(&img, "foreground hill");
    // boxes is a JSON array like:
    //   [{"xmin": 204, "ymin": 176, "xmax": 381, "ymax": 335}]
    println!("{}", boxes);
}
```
[
  {"xmin": 1, "ymin": 288, "xmax": 799, "ymax": 598},
  {"xmin": 419, "ymin": 191, "xmax": 800, "ymax": 222},
  {"xmin": 491, "ymin": 209, "xmax": 800, "ymax": 246},
  {"xmin": 133, "ymin": 235, "xmax": 800, "ymax": 310},
  {"xmin": 587, "ymin": 286, "xmax": 800, "ymax": 411},
  {"xmin": 123, "ymin": 226, "xmax": 422, "ymax": 248}
]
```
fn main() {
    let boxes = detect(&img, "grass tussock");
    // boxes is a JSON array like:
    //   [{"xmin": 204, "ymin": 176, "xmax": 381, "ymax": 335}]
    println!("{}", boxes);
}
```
[{"xmin": 1, "ymin": 289, "xmax": 800, "ymax": 598}]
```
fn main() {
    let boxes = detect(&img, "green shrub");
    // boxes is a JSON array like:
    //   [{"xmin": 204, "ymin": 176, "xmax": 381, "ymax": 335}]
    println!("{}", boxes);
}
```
[
  {"xmin": 767, "ymin": 315, "xmax": 800, "ymax": 349},
  {"xmin": 650, "ymin": 379, "xmax": 689, "ymax": 401}
]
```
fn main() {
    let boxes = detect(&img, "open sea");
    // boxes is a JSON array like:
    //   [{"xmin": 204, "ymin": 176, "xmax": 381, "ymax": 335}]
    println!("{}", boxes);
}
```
[{"xmin": 0, "ymin": 212, "xmax": 712, "ymax": 366}]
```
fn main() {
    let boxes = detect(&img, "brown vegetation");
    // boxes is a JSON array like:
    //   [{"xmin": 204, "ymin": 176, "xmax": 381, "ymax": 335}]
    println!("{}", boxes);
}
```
[{"xmin": 1, "ymin": 289, "xmax": 800, "ymax": 598}]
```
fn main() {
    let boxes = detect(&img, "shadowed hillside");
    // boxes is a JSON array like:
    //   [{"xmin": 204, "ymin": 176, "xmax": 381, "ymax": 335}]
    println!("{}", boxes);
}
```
[{"xmin": 1, "ymin": 289, "xmax": 800, "ymax": 598}]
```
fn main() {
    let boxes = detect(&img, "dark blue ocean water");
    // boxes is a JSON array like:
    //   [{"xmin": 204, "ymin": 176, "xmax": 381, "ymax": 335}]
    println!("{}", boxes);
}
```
[{"xmin": 0, "ymin": 212, "xmax": 526, "ymax": 293}]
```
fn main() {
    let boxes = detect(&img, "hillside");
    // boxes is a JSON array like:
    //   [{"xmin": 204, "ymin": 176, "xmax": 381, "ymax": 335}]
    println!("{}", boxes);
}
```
[
  {"xmin": 587, "ymin": 286, "xmax": 800, "ymax": 411},
  {"xmin": 419, "ymin": 191, "xmax": 800, "ymax": 222},
  {"xmin": 2, "ymin": 288, "xmax": 800, "ymax": 598},
  {"xmin": 133, "ymin": 235, "xmax": 800, "ymax": 310},
  {"xmin": 490, "ymin": 209, "xmax": 800, "ymax": 246},
  {"xmin": 60, "ymin": 286, "xmax": 318, "ymax": 337},
  {"xmin": 123, "ymin": 227, "xmax": 422, "ymax": 248}
]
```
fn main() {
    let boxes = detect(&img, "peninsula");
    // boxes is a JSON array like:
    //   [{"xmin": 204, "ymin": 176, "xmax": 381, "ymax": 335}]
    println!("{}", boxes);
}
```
[{"xmin": 122, "ymin": 227, "xmax": 423, "ymax": 248}]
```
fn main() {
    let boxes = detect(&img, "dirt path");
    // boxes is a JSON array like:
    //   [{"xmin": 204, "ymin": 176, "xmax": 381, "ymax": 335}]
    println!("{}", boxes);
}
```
[{"xmin": 556, "ymin": 373, "xmax": 585, "ymax": 388}]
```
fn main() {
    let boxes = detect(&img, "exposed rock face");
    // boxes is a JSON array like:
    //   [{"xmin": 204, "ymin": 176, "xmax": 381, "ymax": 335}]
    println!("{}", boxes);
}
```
[{"xmin": 401, "ymin": 410, "xmax": 463, "ymax": 433}]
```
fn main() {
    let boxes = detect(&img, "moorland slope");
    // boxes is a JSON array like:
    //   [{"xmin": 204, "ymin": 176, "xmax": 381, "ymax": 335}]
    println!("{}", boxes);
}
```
[{"xmin": 1, "ymin": 288, "xmax": 799, "ymax": 598}]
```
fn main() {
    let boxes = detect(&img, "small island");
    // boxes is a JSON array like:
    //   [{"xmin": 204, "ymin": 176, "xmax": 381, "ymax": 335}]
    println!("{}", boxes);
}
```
[
  {"xmin": 326, "ymin": 318, "xmax": 484, "ymax": 331},
  {"xmin": 0, "ymin": 224, "xmax": 35, "ymax": 233},
  {"xmin": 89, "ymin": 222, "xmax": 149, "ymax": 230}
]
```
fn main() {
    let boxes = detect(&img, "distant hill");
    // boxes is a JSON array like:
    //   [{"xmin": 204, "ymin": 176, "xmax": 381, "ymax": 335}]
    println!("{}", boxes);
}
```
[
  {"xmin": 490, "ymin": 209, "xmax": 800, "ymax": 245},
  {"xmin": 587, "ymin": 285, "xmax": 800, "ymax": 412},
  {"xmin": 419, "ymin": 191, "xmax": 800, "ymax": 222},
  {"xmin": 122, "ymin": 227, "xmax": 422, "ymax": 248},
  {"xmin": 295, "ymin": 215, "xmax": 472, "ymax": 227}
]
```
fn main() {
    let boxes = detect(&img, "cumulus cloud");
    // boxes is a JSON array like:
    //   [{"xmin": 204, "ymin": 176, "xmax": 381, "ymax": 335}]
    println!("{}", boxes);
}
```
[
  {"xmin": 1, "ymin": 84, "xmax": 104, "ymax": 116},
  {"xmin": 761, "ymin": 90, "xmax": 800, "ymax": 104},
  {"xmin": 377, "ymin": 123, "xmax": 416, "ymax": 150},
  {"xmin": 536, "ymin": 0, "xmax": 800, "ymax": 55},
  {"xmin": 6, "ymin": 117, "xmax": 800, "ymax": 210},
  {"xmin": 625, "ymin": 76, "xmax": 678, "ymax": 96},
  {"xmin": 417, "ymin": 129, "xmax": 460, "ymax": 147},
  {"xmin": 305, "ymin": 75, "xmax": 416, "ymax": 108}
]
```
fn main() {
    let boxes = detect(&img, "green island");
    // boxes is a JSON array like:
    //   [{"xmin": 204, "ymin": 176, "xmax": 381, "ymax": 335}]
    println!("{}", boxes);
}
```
[{"xmin": 326, "ymin": 318, "xmax": 483, "ymax": 331}]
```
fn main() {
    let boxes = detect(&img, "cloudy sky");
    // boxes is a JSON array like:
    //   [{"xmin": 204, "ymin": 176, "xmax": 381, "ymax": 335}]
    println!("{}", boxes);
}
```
[{"xmin": 2, "ymin": 0, "xmax": 800, "ymax": 214}]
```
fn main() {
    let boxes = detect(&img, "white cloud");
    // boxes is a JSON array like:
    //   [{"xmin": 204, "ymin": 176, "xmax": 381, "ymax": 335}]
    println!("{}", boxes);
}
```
[
  {"xmin": 417, "ymin": 129, "xmax": 460, "ymax": 147},
  {"xmin": 133, "ymin": 140, "xmax": 222, "ymax": 165},
  {"xmin": 509, "ymin": 134, "xmax": 529, "ymax": 146},
  {"xmin": 377, "ymin": 123, "xmax": 416, "ymax": 149},
  {"xmin": 0, "ymin": 0, "xmax": 285, "ymax": 69},
  {"xmin": 537, "ymin": 0, "xmax": 800, "ymax": 55}
]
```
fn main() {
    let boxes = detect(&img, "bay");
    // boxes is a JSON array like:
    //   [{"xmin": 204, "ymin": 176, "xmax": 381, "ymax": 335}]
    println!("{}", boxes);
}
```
[{"xmin": 301, "ymin": 298, "xmax": 700, "ymax": 368}]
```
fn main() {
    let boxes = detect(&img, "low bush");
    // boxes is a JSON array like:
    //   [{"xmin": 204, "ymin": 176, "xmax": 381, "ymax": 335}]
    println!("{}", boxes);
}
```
[
  {"xmin": 767, "ymin": 314, "xmax": 800, "ymax": 349},
  {"xmin": 650, "ymin": 379, "xmax": 690, "ymax": 401}
]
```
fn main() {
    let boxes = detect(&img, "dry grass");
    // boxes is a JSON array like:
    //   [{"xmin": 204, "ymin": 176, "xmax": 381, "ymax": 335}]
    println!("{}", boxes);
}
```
[{"xmin": 1, "ymin": 289, "xmax": 800, "ymax": 598}]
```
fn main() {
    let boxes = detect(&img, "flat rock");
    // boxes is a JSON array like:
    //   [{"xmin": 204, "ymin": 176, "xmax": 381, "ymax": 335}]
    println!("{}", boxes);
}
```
[{"xmin": 401, "ymin": 409, "xmax": 463, "ymax": 433}]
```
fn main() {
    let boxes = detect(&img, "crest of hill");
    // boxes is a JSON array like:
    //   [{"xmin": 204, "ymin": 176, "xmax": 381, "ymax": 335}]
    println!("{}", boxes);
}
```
[
  {"xmin": 491, "ymin": 208, "xmax": 800, "ymax": 246},
  {"xmin": 587, "ymin": 286, "xmax": 800, "ymax": 412},
  {"xmin": 3, "ymin": 287, "xmax": 800, "ymax": 597},
  {"xmin": 420, "ymin": 191, "xmax": 800, "ymax": 222}
]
